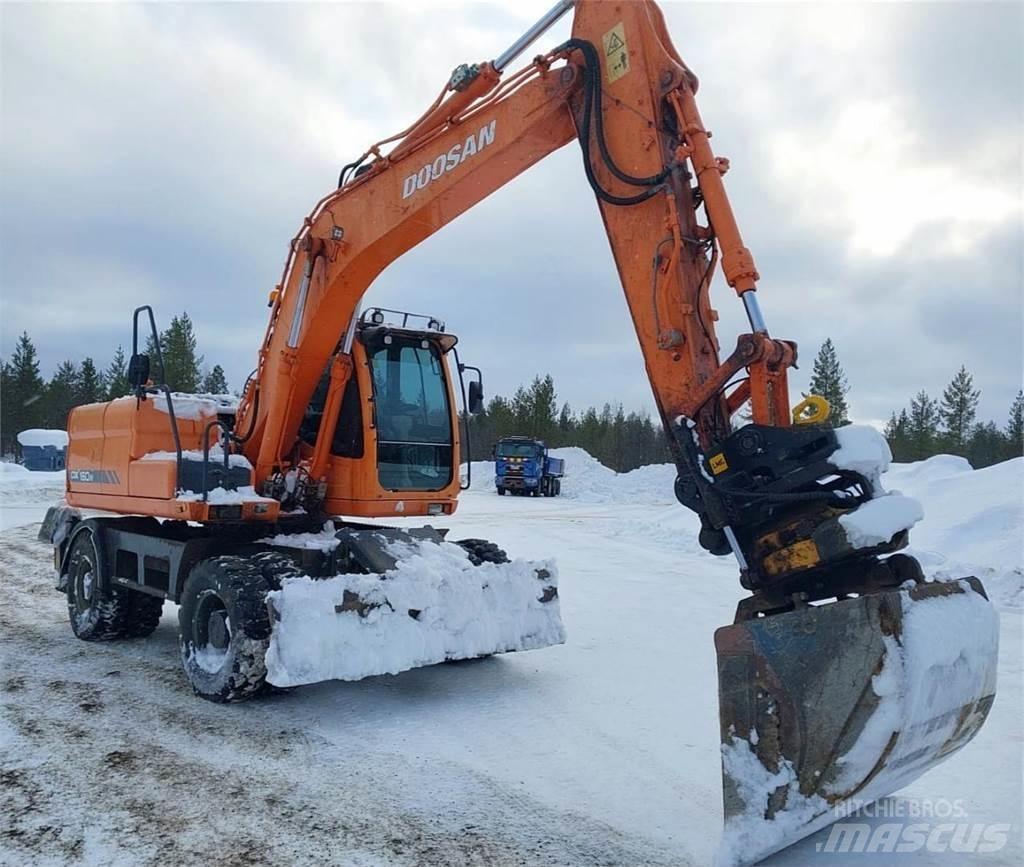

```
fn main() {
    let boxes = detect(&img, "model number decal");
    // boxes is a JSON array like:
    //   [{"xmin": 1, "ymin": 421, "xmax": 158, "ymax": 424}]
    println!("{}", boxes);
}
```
[
  {"xmin": 70, "ymin": 468, "xmax": 120, "ymax": 484},
  {"xmin": 402, "ymin": 120, "xmax": 497, "ymax": 200}
]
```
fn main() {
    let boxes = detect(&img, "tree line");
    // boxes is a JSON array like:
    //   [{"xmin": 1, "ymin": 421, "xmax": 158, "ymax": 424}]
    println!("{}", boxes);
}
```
[
  {"xmin": 465, "ymin": 374, "xmax": 673, "ymax": 473},
  {"xmin": 1, "ymin": 313, "xmax": 230, "ymax": 454},
  {"xmin": 763, "ymin": 337, "xmax": 1021, "ymax": 468}
]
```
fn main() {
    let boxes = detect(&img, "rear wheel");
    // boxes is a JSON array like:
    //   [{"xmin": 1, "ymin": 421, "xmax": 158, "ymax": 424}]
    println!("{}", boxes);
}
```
[
  {"xmin": 66, "ymin": 530, "xmax": 129, "ymax": 641},
  {"xmin": 178, "ymin": 551, "xmax": 299, "ymax": 703}
]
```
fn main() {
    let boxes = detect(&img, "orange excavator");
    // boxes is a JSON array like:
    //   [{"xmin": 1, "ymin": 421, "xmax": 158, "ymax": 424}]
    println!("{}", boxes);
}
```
[{"xmin": 41, "ymin": 1, "xmax": 999, "ymax": 862}]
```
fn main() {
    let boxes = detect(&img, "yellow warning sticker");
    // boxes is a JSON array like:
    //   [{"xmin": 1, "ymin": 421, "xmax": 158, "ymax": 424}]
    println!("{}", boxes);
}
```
[
  {"xmin": 709, "ymin": 453, "xmax": 729, "ymax": 475},
  {"xmin": 602, "ymin": 22, "xmax": 629, "ymax": 83}
]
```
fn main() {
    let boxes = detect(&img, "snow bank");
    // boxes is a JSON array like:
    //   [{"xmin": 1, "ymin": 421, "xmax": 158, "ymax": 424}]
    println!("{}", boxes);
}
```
[
  {"xmin": 265, "ymin": 540, "xmax": 565, "ymax": 686},
  {"xmin": 469, "ymin": 446, "xmax": 677, "ymax": 505},
  {"xmin": 16, "ymin": 429, "xmax": 68, "ymax": 449},
  {"xmin": 0, "ymin": 462, "xmax": 65, "ymax": 502}
]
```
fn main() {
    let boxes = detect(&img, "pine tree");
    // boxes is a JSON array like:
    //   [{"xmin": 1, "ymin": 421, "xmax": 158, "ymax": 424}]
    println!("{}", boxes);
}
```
[
  {"xmin": 1005, "ymin": 390, "xmax": 1023, "ymax": 458},
  {"xmin": 805, "ymin": 338, "xmax": 850, "ymax": 426},
  {"xmin": 1, "ymin": 332, "xmax": 46, "ymax": 452},
  {"xmin": 883, "ymin": 409, "xmax": 912, "ymax": 462},
  {"xmin": 105, "ymin": 346, "xmax": 130, "ymax": 399},
  {"xmin": 76, "ymin": 357, "xmax": 104, "ymax": 405},
  {"xmin": 938, "ymin": 365, "xmax": 980, "ymax": 452},
  {"xmin": 161, "ymin": 313, "xmax": 203, "ymax": 392},
  {"xmin": 201, "ymin": 364, "xmax": 229, "ymax": 395},
  {"xmin": 44, "ymin": 361, "xmax": 80, "ymax": 429},
  {"xmin": 907, "ymin": 391, "xmax": 939, "ymax": 461},
  {"xmin": 966, "ymin": 421, "xmax": 1006, "ymax": 469}
]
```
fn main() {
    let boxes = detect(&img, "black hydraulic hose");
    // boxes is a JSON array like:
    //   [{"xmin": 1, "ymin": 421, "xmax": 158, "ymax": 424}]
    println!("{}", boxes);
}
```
[{"xmin": 556, "ymin": 38, "xmax": 671, "ymax": 188}]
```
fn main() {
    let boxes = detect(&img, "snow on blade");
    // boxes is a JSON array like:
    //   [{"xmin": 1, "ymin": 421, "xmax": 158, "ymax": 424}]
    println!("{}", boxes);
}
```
[
  {"xmin": 259, "ymin": 521, "xmax": 341, "ymax": 552},
  {"xmin": 265, "ymin": 540, "xmax": 565, "ymax": 686}
]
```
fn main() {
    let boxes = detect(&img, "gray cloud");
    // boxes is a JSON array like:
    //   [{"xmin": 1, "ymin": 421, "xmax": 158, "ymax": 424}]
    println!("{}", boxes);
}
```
[{"xmin": 2, "ymin": 1, "xmax": 1020, "ymax": 429}]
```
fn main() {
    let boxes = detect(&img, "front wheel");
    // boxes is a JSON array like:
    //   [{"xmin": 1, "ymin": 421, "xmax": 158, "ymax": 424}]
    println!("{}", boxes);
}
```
[
  {"xmin": 178, "ymin": 556, "xmax": 277, "ymax": 702},
  {"xmin": 497, "ymin": 486, "xmax": 506, "ymax": 496}
]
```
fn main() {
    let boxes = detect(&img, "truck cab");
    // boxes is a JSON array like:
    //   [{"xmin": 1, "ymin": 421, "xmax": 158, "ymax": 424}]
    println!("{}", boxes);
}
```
[{"xmin": 494, "ymin": 436, "xmax": 563, "ymax": 497}]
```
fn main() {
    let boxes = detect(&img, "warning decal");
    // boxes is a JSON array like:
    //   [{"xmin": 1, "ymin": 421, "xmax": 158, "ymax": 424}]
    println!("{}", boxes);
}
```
[{"xmin": 602, "ymin": 22, "xmax": 629, "ymax": 83}]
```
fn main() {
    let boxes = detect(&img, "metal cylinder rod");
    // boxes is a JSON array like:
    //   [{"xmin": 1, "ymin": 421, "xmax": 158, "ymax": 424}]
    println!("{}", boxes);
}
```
[
  {"xmin": 741, "ymin": 290, "xmax": 768, "ymax": 335},
  {"xmin": 286, "ymin": 257, "xmax": 316, "ymax": 349},
  {"xmin": 341, "ymin": 304, "xmax": 362, "ymax": 355},
  {"xmin": 722, "ymin": 526, "xmax": 749, "ymax": 571},
  {"xmin": 493, "ymin": 0, "xmax": 575, "ymax": 72}
]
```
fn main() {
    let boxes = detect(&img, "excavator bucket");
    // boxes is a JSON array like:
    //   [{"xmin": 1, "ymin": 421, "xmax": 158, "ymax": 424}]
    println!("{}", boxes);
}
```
[
  {"xmin": 262, "ymin": 530, "xmax": 566, "ymax": 687},
  {"xmin": 715, "ymin": 576, "xmax": 999, "ymax": 866}
]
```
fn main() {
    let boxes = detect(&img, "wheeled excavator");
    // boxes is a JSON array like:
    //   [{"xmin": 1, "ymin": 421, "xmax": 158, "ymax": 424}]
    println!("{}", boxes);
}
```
[{"xmin": 40, "ymin": 1, "xmax": 999, "ymax": 862}]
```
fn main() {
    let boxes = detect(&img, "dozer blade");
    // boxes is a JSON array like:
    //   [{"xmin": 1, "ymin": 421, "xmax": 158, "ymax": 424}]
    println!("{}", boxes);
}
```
[
  {"xmin": 263, "ymin": 533, "xmax": 565, "ymax": 687},
  {"xmin": 715, "ymin": 576, "xmax": 998, "ymax": 866}
]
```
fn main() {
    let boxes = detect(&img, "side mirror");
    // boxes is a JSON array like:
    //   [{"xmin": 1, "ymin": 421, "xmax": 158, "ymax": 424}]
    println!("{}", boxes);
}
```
[
  {"xmin": 468, "ymin": 380, "xmax": 484, "ymax": 414},
  {"xmin": 127, "ymin": 353, "xmax": 151, "ymax": 389}
]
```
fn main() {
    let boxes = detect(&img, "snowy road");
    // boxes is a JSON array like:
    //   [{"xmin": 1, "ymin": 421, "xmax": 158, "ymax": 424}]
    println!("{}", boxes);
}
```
[{"xmin": 1, "ymin": 455, "xmax": 1021, "ymax": 866}]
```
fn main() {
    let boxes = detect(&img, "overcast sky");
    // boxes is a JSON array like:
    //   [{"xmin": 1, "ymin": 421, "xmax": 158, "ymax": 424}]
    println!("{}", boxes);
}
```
[{"xmin": 2, "ymin": 1, "xmax": 1021, "ymax": 427}]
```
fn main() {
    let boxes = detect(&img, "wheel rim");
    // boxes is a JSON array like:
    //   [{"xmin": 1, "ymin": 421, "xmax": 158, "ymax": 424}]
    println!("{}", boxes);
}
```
[
  {"xmin": 191, "ymin": 590, "xmax": 231, "ymax": 672},
  {"xmin": 72, "ymin": 549, "xmax": 95, "ymax": 614}
]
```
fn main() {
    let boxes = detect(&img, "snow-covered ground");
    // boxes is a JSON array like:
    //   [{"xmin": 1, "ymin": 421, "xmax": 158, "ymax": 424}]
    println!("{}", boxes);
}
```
[{"xmin": 1, "ymin": 450, "xmax": 1020, "ymax": 865}]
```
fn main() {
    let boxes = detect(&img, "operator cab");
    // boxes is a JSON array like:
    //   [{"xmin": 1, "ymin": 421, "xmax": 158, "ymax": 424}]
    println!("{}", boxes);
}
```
[{"xmin": 300, "ymin": 307, "xmax": 483, "ymax": 497}]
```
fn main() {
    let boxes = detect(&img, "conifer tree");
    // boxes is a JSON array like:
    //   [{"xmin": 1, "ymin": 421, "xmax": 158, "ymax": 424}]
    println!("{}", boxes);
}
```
[
  {"xmin": 1, "ymin": 332, "xmax": 46, "ymax": 451},
  {"xmin": 805, "ymin": 338, "xmax": 850, "ymax": 426},
  {"xmin": 105, "ymin": 346, "xmax": 130, "ymax": 399},
  {"xmin": 938, "ymin": 365, "xmax": 980, "ymax": 452},
  {"xmin": 907, "ymin": 391, "xmax": 939, "ymax": 461},
  {"xmin": 44, "ymin": 361, "xmax": 80, "ymax": 429},
  {"xmin": 1005, "ymin": 390, "xmax": 1023, "ymax": 458},
  {"xmin": 76, "ymin": 357, "xmax": 104, "ymax": 405},
  {"xmin": 201, "ymin": 364, "xmax": 229, "ymax": 395}
]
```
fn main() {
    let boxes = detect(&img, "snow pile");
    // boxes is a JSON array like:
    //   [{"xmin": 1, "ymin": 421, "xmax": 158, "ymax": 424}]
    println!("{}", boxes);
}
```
[
  {"xmin": 889, "ymin": 456, "xmax": 1023, "ymax": 607},
  {"xmin": 0, "ymin": 461, "xmax": 65, "ymax": 503},
  {"xmin": 175, "ymin": 485, "xmax": 275, "ymax": 505},
  {"xmin": 469, "ymin": 446, "xmax": 677, "ymax": 505},
  {"xmin": 140, "ymin": 448, "xmax": 252, "ymax": 469},
  {"xmin": 16, "ymin": 429, "xmax": 68, "ymax": 449},
  {"xmin": 145, "ymin": 392, "xmax": 238, "ymax": 420},
  {"xmin": 265, "ymin": 539, "xmax": 565, "ymax": 686}
]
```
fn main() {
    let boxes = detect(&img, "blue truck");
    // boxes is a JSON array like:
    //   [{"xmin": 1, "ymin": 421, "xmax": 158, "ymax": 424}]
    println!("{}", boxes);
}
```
[{"xmin": 494, "ymin": 436, "xmax": 564, "ymax": 497}]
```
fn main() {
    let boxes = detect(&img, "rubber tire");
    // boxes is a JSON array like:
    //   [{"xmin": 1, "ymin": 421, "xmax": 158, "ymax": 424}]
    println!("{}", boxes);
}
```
[
  {"xmin": 123, "ymin": 594, "xmax": 164, "ymax": 638},
  {"xmin": 553, "ymin": 480, "xmax": 561, "ymax": 496},
  {"xmin": 178, "ymin": 552, "xmax": 300, "ymax": 703},
  {"xmin": 66, "ymin": 530, "xmax": 130, "ymax": 641},
  {"xmin": 456, "ymin": 538, "xmax": 510, "ymax": 566},
  {"xmin": 497, "ymin": 487, "xmax": 506, "ymax": 496}
]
